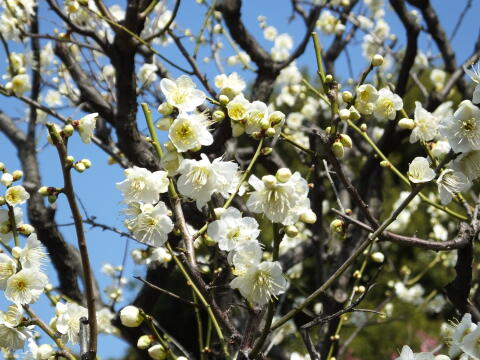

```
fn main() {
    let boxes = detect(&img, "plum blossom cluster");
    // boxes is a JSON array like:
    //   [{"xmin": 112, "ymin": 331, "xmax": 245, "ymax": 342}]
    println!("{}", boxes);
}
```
[
  {"xmin": 394, "ymin": 313, "xmax": 480, "ymax": 360},
  {"xmin": 207, "ymin": 207, "xmax": 287, "ymax": 305}
]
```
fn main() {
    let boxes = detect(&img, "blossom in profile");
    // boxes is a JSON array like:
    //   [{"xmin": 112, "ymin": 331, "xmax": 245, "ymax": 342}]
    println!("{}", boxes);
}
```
[
  {"xmin": 169, "ymin": 112, "xmax": 213, "ymax": 152},
  {"xmin": 177, "ymin": 154, "xmax": 239, "ymax": 209},
  {"xmin": 160, "ymin": 75, "xmax": 206, "ymax": 112},
  {"xmin": 116, "ymin": 166, "xmax": 169, "ymax": 204},
  {"xmin": 0, "ymin": 254, "xmax": 17, "ymax": 289},
  {"xmin": 439, "ymin": 100, "xmax": 480, "ymax": 153},
  {"xmin": 449, "ymin": 313, "xmax": 477, "ymax": 358},
  {"xmin": 407, "ymin": 157, "xmax": 435, "ymax": 183},
  {"xmin": 5, "ymin": 268, "xmax": 48, "ymax": 304},
  {"xmin": 77, "ymin": 113, "xmax": 98, "ymax": 144},
  {"xmin": 214, "ymin": 72, "xmax": 246, "ymax": 98},
  {"xmin": 0, "ymin": 304, "xmax": 29, "ymax": 349},
  {"xmin": 373, "ymin": 88, "xmax": 403, "ymax": 121},
  {"xmin": 207, "ymin": 207, "xmax": 260, "ymax": 251},
  {"xmin": 19, "ymin": 233, "xmax": 48, "ymax": 269},
  {"xmin": 436, "ymin": 169, "xmax": 470, "ymax": 205},
  {"xmin": 464, "ymin": 62, "xmax": 480, "ymax": 104},
  {"xmin": 410, "ymin": 101, "xmax": 438, "ymax": 143}
]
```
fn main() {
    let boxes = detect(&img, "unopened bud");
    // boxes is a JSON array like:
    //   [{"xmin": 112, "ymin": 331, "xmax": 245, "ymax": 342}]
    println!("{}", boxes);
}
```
[
  {"xmin": 261, "ymin": 147, "xmax": 273, "ymax": 155},
  {"xmin": 63, "ymin": 124, "xmax": 74, "ymax": 137},
  {"xmin": 331, "ymin": 141, "xmax": 344, "ymax": 159},
  {"xmin": 65, "ymin": 155, "xmax": 75, "ymax": 165},
  {"xmin": 11, "ymin": 170, "xmax": 23, "ymax": 181},
  {"xmin": 262, "ymin": 175, "xmax": 277, "ymax": 189},
  {"xmin": 137, "ymin": 335, "xmax": 154, "ymax": 349},
  {"xmin": 265, "ymin": 127, "xmax": 276, "ymax": 137},
  {"xmin": 1, "ymin": 173, "xmax": 13, "ymax": 187},
  {"xmin": 372, "ymin": 54, "xmax": 384, "ymax": 67},
  {"xmin": 231, "ymin": 122, "xmax": 245, "ymax": 137},
  {"xmin": 80, "ymin": 159, "xmax": 92, "ymax": 168},
  {"xmin": 120, "ymin": 306, "xmax": 143, "ymax": 328},
  {"xmin": 356, "ymin": 285, "xmax": 366, "ymax": 294},
  {"xmin": 325, "ymin": 126, "xmax": 332, "ymax": 134},
  {"xmin": 260, "ymin": 117, "xmax": 271, "ymax": 130},
  {"xmin": 48, "ymin": 195, "xmax": 57, "ymax": 204},
  {"xmin": 284, "ymin": 225, "xmax": 299, "ymax": 238},
  {"xmin": 342, "ymin": 91, "xmax": 353, "ymax": 103},
  {"xmin": 148, "ymin": 344, "xmax": 166, "ymax": 360},
  {"xmin": 325, "ymin": 74, "xmax": 333, "ymax": 83},
  {"xmin": 219, "ymin": 94, "xmax": 230, "ymax": 105},
  {"xmin": 330, "ymin": 219, "xmax": 344, "ymax": 233},
  {"xmin": 12, "ymin": 246, "xmax": 21, "ymax": 259},
  {"xmin": 0, "ymin": 197, "xmax": 5, "ymax": 206},
  {"xmin": 339, "ymin": 108, "xmax": 351, "ymax": 121},
  {"xmin": 213, "ymin": 207, "xmax": 226, "ymax": 218},
  {"xmin": 38, "ymin": 186, "xmax": 49, "ymax": 196},
  {"xmin": 0, "ymin": 162, "xmax": 5, "ymax": 171},
  {"xmin": 380, "ymin": 160, "xmax": 390, "ymax": 167},
  {"xmin": 371, "ymin": 251, "xmax": 385, "ymax": 263},
  {"xmin": 398, "ymin": 118, "xmax": 415, "ymax": 130},
  {"xmin": 269, "ymin": 111, "xmax": 285, "ymax": 126},
  {"xmin": 349, "ymin": 106, "xmax": 361, "ymax": 121},
  {"xmin": 339, "ymin": 134, "xmax": 353, "ymax": 148},
  {"xmin": 212, "ymin": 110, "xmax": 225, "ymax": 122},
  {"xmin": 156, "ymin": 117, "xmax": 172, "ymax": 131},
  {"xmin": 157, "ymin": 102, "xmax": 174, "ymax": 116},
  {"xmin": 360, "ymin": 123, "xmax": 368, "ymax": 131},
  {"xmin": 300, "ymin": 210, "xmax": 317, "ymax": 224},
  {"xmin": 74, "ymin": 162, "xmax": 86, "ymax": 173},
  {"xmin": 18, "ymin": 224, "xmax": 35, "ymax": 235},
  {"xmin": 276, "ymin": 168, "xmax": 292, "ymax": 183}
]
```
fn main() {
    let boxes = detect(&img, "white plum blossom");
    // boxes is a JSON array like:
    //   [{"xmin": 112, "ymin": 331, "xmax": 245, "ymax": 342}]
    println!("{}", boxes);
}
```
[
  {"xmin": 230, "ymin": 255, "xmax": 287, "ymax": 305},
  {"xmin": 160, "ymin": 75, "xmax": 206, "ymax": 112},
  {"xmin": 449, "ymin": 313, "xmax": 477, "ymax": 358},
  {"xmin": 228, "ymin": 241, "xmax": 263, "ymax": 272},
  {"xmin": 169, "ymin": 112, "xmax": 213, "ymax": 152},
  {"xmin": 460, "ymin": 326, "xmax": 480, "ymax": 360},
  {"xmin": 394, "ymin": 282, "xmax": 424, "ymax": 305},
  {"xmin": 5, "ymin": 185, "xmax": 30, "ymax": 206},
  {"xmin": 436, "ymin": 169, "xmax": 470, "ymax": 205},
  {"xmin": 394, "ymin": 345, "xmax": 434, "ymax": 360},
  {"xmin": 439, "ymin": 100, "xmax": 480, "ymax": 153},
  {"xmin": 77, "ymin": 112, "xmax": 98, "ymax": 144},
  {"xmin": 430, "ymin": 69, "xmax": 447, "ymax": 91},
  {"xmin": 355, "ymin": 84, "xmax": 378, "ymax": 115},
  {"xmin": 5, "ymin": 268, "xmax": 48, "ymax": 304},
  {"xmin": 0, "ymin": 207, "xmax": 23, "ymax": 242},
  {"xmin": 374, "ymin": 88, "xmax": 403, "ymax": 121},
  {"xmin": 177, "ymin": 154, "xmax": 239, "ymax": 209},
  {"xmin": 138, "ymin": 63, "xmax": 158, "ymax": 85},
  {"xmin": 128, "ymin": 202, "xmax": 174, "ymax": 247},
  {"xmin": 116, "ymin": 166, "xmax": 169, "ymax": 204},
  {"xmin": 19, "ymin": 233, "xmax": 48, "ymax": 269},
  {"xmin": 407, "ymin": 157, "xmax": 435, "ymax": 183},
  {"xmin": 24, "ymin": 339, "xmax": 55, "ymax": 360},
  {"xmin": 55, "ymin": 301, "xmax": 88, "ymax": 344},
  {"xmin": 410, "ymin": 101, "xmax": 438, "ymax": 143},
  {"xmin": 227, "ymin": 93, "xmax": 250, "ymax": 121},
  {"xmin": 214, "ymin": 73, "xmax": 246, "ymax": 98},
  {"xmin": 316, "ymin": 10, "xmax": 339, "ymax": 34},
  {"xmin": 6, "ymin": 74, "xmax": 31, "ymax": 95},
  {"xmin": 96, "ymin": 307, "xmax": 117, "ymax": 335},
  {"xmin": 454, "ymin": 150, "xmax": 480, "ymax": 180},
  {"xmin": 246, "ymin": 171, "xmax": 310, "ymax": 225},
  {"xmin": 0, "ymin": 254, "xmax": 17, "ymax": 289},
  {"xmin": 0, "ymin": 304, "xmax": 30, "ymax": 350},
  {"xmin": 464, "ymin": 62, "xmax": 480, "ymax": 104},
  {"xmin": 207, "ymin": 207, "xmax": 260, "ymax": 251}
]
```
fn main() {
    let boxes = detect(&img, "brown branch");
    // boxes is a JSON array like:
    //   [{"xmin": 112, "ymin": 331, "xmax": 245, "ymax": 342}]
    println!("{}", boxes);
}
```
[{"xmin": 47, "ymin": 125, "xmax": 98, "ymax": 360}]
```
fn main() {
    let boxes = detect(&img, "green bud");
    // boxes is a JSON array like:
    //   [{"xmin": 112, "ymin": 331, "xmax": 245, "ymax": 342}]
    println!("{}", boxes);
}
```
[
  {"xmin": 330, "ymin": 219, "xmax": 344, "ymax": 233},
  {"xmin": 342, "ymin": 91, "xmax": 353, "ymax": 103},
  {"xmin": 212, "ymin": 110, "xmax": 225, "ymax": 122},
  {"xmin": 339, "ymin": 134, "xmax": 353, "ymax": 148},
  {"xmin": 265, "ymin": 127, "xmax": 276, "ymax": 137},
  {"xmin": 331, "ymin": 141, "xmax": 344, "ymax": 159},
  {"xmin": 157, "ymin": 102, "xmax": 174, "ymax": 116},
  {"xmin": 219, "ymin": 94, "xmax": 230, "ymax": 105},
  {"xmin": 261, "ymin": 147, "xmax": 273, "ymax": 155},
  {"xmin": 63, "ymin": 124, "xmax": 74, "ymax": 137},
  {"xmin": 284, "ymin": 225, "xmax": 299, "ymax": 238}
]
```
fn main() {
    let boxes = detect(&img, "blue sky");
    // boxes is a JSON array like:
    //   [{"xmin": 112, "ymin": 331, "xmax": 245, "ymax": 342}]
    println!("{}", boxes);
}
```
[{"xmin": 0, "ymin": 0, "xmax": 479, "ymax": 358}]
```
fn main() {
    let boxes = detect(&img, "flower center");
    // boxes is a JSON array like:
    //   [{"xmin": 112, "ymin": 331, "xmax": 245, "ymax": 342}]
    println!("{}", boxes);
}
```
[
  {"xmin": 172, "ymin": 89, "xmax": 188, "ymax": 105},
  {"xmin": 462, "ymin": 117, "xmax": 477, "ymax": 133}
]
